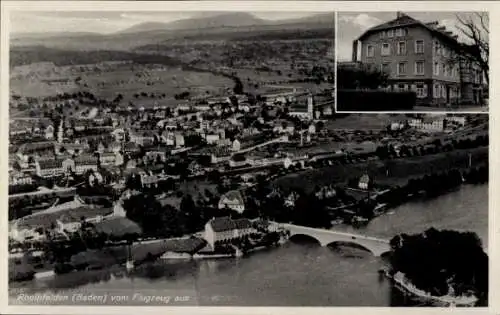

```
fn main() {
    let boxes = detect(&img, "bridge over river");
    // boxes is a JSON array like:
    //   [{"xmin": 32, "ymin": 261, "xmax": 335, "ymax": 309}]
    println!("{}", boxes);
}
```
[{"xmin": 280, "ymin": 223, "xmax": 391, "ymax": 257}]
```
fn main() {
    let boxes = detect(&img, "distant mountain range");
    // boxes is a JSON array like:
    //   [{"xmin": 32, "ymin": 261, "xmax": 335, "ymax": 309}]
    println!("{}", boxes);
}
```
[
  {"xmin": 12, "ymin": 12, "xmax": 333, "ymax": 38},
  {"xmin": 10, "ymin": 12, "xmax": 334, "ymax": 51},
  {"xmin": 118, "ymin": 12, "xmax": 334, "ymax": 34}
]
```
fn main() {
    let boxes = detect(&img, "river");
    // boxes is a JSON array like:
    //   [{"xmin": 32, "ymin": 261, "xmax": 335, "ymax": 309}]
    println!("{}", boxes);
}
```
[{"xmin": 10, "ymin": 184, "xmax": 488, "ymax": 306}]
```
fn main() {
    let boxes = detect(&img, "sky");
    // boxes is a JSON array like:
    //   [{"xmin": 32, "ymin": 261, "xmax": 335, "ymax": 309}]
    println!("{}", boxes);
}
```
[
  {"xmin": 9, "ymin": 11, "xmax": 322, "ymax": 34},
  {"xmin": 337, "ymin": 12, "xmax": 488, "ymax": 61}
]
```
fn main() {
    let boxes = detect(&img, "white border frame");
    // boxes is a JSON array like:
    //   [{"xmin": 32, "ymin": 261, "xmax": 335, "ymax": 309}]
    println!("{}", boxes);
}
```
[{"xmin": 1, "ymin": 2, "xmax": 498, "ymax": 315}]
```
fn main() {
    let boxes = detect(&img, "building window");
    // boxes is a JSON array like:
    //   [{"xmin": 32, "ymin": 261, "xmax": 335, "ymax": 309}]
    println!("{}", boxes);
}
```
[
  {"xmin": 396, "ymin": 28, "xmax": 408, "ymax": 37},
  {"xmin": 379, "ymin": 31, "xmax": 385, "ymax": 39},
  {"xmin": 433, "ymin": 62, "xmax": 439, "ymax": 75},
  {"xmin": 397, "ymin": 84, "xmax": 405, "ymax": 91},
  {"xmin": 415, "ymin": 61, "xmax": 425, "ymax": 75},
  {"xmin": 434, "ymin": 84, "xmax": 440, "ymax": 98},
  {"xmin": 442, "ymin": 63, "xmax": 447, "ymax": 77},
  {"xmin": 397, "ymin": 62, "xmax": 407, "ymax": 75},
  {"xmin": 434, "ymin": 41, "xmax": 440, "ymax": 56},
  {"xmin": 381, "ymin": 63, "xmax": 391, "ymax": 74},
  {"xmin": 443, "ymin": 47, "xmax": 449, "ymax": 57},
  {"xmin": 416, "ymin": 83, "xmax": 427, "ymax": 98},
  {"xmin": 387, "ymin": 29, "xmax": 394, "ymax": 38},
  {"xmin": 381, "ymin": 43, "xmax": 391, "ymax": 56},
  {"xmin": 397, "ymin": 41, "xmax": 406, "ymax": 55},
  {"xmin": 367, "ymin": 45, "xmax": 375, "ymax": 57},
  {"xmin": 415, "ymin": 40, "xmax": 424, "ymax": 54}
]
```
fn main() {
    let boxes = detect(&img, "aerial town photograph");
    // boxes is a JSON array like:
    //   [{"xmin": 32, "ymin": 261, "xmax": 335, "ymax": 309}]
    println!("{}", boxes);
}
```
[
  {"xmin": 6, "ymin": 9, "xmax": 488, "ymax": 308},
  {"xmin": 336, "ymin": 12, "xmax": 489, "ymax": 112}
]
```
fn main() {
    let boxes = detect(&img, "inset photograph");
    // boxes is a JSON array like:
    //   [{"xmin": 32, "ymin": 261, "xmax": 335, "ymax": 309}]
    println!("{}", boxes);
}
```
[{"xmin": 336, "ymin": 12, "xmax": 489, "ymax": 112}]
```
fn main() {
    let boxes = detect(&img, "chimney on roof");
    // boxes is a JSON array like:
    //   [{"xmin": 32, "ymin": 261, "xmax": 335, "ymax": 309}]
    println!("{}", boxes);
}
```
[
  {"xmin": 437, "ymin": 26, "xmax": 446, "ymax": 31},
  {"xmin": 426, "ymin": 21, "xmax": 439, "ymax": 28},
  {"xmin": 396, "ymin": 12, "xmax": 405, "ymax": 19}
]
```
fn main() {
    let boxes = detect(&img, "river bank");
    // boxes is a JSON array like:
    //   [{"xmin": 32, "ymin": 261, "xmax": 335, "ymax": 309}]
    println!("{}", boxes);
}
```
[
  {"xmin": 273, "ymin": 146, "xmax": 488, "ymax": 192},
  {"xmin": 9, "ymin": 184, "xmax": 487, "ymax": 306},
  {"xmin": 383, "ymin": 270, "xmax": 479, "ymax": 307},
  {"xmin": 333, "ymin": 164, "xmax": 488, "ymax": 229}
]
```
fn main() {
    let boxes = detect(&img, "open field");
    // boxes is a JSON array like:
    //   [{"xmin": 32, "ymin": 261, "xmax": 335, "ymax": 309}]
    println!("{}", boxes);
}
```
[
  {"xmin": 273, "ymin": 146, "xmax": 488, "ymax": 193},
  {"xmin": 76, "ymin": 67, "xmax": 233, "ymax": 105},
  {"xmin": 10, "ymin": 60, "xmax": 234, "ymax": 102}
]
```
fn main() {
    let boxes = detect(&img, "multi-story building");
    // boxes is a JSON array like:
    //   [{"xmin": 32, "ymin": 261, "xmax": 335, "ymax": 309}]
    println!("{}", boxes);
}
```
[
  {"xmin": 35, "ymin": 159, "xmax": 64, "ymax": 177},
  {"xmin": 289, "ymin": 94, "xmax": 314, "ymax": 120},
  {"xmin": 74, "ymin": 155, "xmax": 99, "ymax": 174},
  {"xmin": 351, "ymin": 12, "xmax": 486, "ymax": 107},
  {"xmin": 218, "ymin": 190, "xmax": 246, "ymax": 213},
  {"xmin": 408, "ymin": 117, "xmax": 445, "ymax": 132},
  {"xmin": 9, "ymin": 171, "xmax": 33, "ymax": 186},
  {"xmin": 203, "ymin": 217, "xmax": 254, "ymax": 248}
]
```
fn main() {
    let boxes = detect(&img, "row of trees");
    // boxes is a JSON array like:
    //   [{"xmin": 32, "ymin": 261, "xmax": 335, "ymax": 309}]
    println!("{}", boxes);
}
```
[
  {"xmin": 375, "ymin": 135, "xmax": 488, "ymax": 160},
  {"xmin": 121, "ymin": 193, "xmax": 234, "ymax": 238}
]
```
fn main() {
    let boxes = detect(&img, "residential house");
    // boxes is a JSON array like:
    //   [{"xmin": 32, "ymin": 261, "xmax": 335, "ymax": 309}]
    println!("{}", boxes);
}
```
[
  {"xmin": 130, "ymin": 130, "xmax": 156, "ymax": 147},
  {"xmin": 203, "ymin": 217, "xmax": 254, "ymax": 248},
  {"xmin": 74, "ymin": 155, "xmax": 99, "ymax": 174},
  {"xmin": 45, "ymin": 125, "xmax": 55, "ymax": 140},
  {"xmin": 17, "ymin": 142, "xmax": 55, "ymax": 161},
  {"xmin": 210, "ymin": 147, "xmax": 232, "ymax": 164},
  {"xmin": 446, "ymin": 116, "xmax": 466, "ymax": 126},
  {"xmin": 146, "ymin": 151, "xmax": 167, "ymax": 163},
  {"xmin": 9, "ymin": 172, "xmax": 33, "ymax": 186},
  {"xmin": 174, "ymin": 134, "xmax": 185, "ymax": 148},
  {"xmin": 35, "ymin": 159, "xmax": 64, "ymax": 177},
  {"xmin": 315, "ymin": 185, "xmax": 337, "ymax": 200},
  {"xmin": 289, "ymin": 95, "xmax": 314, "ymax": 120},
  {"xmin": 61, "ymin": 143, "xmax": 87, "ymax": 156},
  {"xmin": 99, "ymin": 152, "xmax": 118, "ymax": 166},
  {"xmin": 111, "ymin": 128, "xmax": 126, "ymax": 142},
  {"xmin": 205, "ymin": 133, "xmax": 220, "ymax": 145},
  {"xmin": 217, "ymin": 138, "xmax": 232, "ymax": 147},
  {"xmin": 124, "ymin": 142, "xmax": 141, "ymax": 155},
  {"xmin": 232, "ymin": 139, "xmax": 241, "ymax": 152},
  {"xmin": 352, "ymin": 12, "xmax": 486, "ymax": 106},
  {"xmin": 139, "ymin": 171, "xmax": 160, "ymax": 189},
  {"xmin": 218, "ymin": 191, "xmax": 246, "ymax": 213},
  {"xmin": 409, "ymin": 117, "xmax": 444, "ymax": 132},
  {"xmin": 62, "ymin": 157, "xmax": 76, "ymax": 173},
  {"xmin": 358, "ymin": 174, "xmax": 371, "ymax": 190}
]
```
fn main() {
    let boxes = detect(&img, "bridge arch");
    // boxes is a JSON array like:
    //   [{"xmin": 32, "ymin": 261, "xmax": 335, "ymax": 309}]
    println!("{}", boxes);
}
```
[
  {"xmin": 282, "ymin": 223, "xmax": 391, "ymax": 257},
  {"xmin": 288, "ymin": 234, "xmax": 322, "ymax": 246},
  {"xmin": 326, "ymin": 241, "xmax": 374, "ymax": 255}
]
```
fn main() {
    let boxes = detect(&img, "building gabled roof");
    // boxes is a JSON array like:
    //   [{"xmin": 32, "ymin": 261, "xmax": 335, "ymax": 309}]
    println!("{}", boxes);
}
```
[
  {"xmin": 357, "ymin": 13, "xmax": 461, "ymax": 46},
  {"xmin": 74, "ymin": 155, "xmax": 99, "ymax": 165},
  {"xmin": 220, "ymin": 190, "xmax": 245, "ymax": 206},
  {"xmin": 208, "ymin": 216, "xmax": 251, "ymax": 232},
  {"xmin": 37, "ymin": 158, "xmax": 63, "ymax": 170},
  {"xmin": 18, "ymin": 142, "xmax": 55, "ymax": 154},
  {"xmin": 359, "ymin": 174, "xmax": 370, "ymax": 184},
  {"xmin": 93, "ymin": 217, "xmax": 142, "ymax": 237}
]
